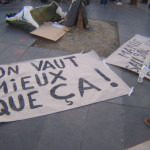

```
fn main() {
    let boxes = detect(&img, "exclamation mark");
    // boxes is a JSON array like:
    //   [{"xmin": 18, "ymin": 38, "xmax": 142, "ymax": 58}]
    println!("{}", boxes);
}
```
[{"xmin": 95, "ymin": 68, "xmax": 118, "ymax": 87}]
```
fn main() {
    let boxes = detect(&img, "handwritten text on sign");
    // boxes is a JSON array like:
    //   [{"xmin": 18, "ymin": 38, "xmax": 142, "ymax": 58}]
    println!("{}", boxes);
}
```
[
  {"xmin": 106, "ymin": 35, "xmax": 150, "ymax": 79},
  {"xmin": 0, "ymin": 51, "xmax": 130, "ymax": 122}
]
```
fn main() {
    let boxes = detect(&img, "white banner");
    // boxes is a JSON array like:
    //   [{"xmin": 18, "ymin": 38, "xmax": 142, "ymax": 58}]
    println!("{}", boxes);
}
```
[
  {"xmin": 106, "ymin": 35, "xmax": 150, "ymax": 80},
  {"xmin": 0, "ymin": 51, "xmax": 131, "ymax": 122}
]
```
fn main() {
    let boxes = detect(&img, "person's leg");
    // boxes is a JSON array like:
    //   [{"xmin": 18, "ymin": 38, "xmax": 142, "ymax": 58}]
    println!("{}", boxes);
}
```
[
  {"xmin": 104, "ymin": 0, "xmax": 107, "ymax": 5},
  {"xmin": 100, "ymin": 0, "xmax": 105, "ymax": 5}
]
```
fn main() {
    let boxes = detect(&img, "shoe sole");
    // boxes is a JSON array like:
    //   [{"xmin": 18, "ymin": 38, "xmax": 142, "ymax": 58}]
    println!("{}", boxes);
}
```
[{"xmin": 144, "ymin": 118, "xmax": 150, "ymax": 127}]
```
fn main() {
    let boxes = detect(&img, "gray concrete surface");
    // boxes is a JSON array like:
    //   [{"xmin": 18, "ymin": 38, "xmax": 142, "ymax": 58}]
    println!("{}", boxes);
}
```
[{"xmin": 0, "ymin": 0, "xmax": 150, "ymax": 150}]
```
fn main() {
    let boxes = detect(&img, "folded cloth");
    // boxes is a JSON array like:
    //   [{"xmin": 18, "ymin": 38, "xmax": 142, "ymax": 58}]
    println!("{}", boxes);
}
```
[
  {"xmin": 5, "ymin": 1, "xmax": 67, "ymax": 32},
  {"xmin": 30, "ymin": 1, "xmax": 61, "ymax": 26}
]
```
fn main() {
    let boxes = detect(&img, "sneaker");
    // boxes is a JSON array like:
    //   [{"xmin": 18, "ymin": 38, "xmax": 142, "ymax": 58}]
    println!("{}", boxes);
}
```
[
  {"xmin": 116, "ymin": 2, "xmax": 122, "ymax": 5},
  {"xmin": 144, "ymin": 117, "xmax": 150, "ymax": 126}
]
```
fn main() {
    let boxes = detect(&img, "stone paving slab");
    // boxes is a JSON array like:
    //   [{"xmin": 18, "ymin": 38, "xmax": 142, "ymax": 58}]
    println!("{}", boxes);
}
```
[
  {"xmin": 0, "ymin": 43, "xmax": 9, "ymax": 53},
  {"xmin": 36, "ymin": 107, "xmax": 89, "ymax": 150},
  {"xmin": 0, "ymin": 23, "xmax": 36, "ymax": 46},
  {"xmin": 124, "ymin": 105, "xmax": 150, "ymax": 149},
  {"xmin": 18, "ymin": 46, "xmax": 51, "ymax": 61},
  {"xmin": 0, "ymin": 9, "xmax": 19, "ymax": 24},
  {"xmin": 0, "ymin": 106, "xmax": 89, "ymax": 150},
  {"xmin": 81, "ymin": 102, "xmax": 124, "ymax": 150},
  {"xmin": 47, "ymin": 49, "xmax": 73, "ymax": 57},
  {"xmin": 12, "ymin": 34, "xmax": 37, "ymax": 47},
  {"xmin": 0, "ymin": 44, "xmax": 29, "ymax": 64},
  {"xmin": 0, "ymin": 116, "xmax": 46, "ymax": 150},
  {"xmin": 0, "ymin": 10, "xmax": 8, "ymax": 24}
]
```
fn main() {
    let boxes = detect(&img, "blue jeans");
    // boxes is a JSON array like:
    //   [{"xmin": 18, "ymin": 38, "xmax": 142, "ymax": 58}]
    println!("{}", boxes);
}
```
[{"xmin": 100, "ymin": 0, "xmax": 107, "ymax": 5}]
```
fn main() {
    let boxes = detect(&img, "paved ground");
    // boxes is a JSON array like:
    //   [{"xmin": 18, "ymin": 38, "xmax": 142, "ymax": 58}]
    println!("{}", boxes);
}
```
[{"xmin": 0, "ymin": 0, "xmax": 150, "ymax": 150}]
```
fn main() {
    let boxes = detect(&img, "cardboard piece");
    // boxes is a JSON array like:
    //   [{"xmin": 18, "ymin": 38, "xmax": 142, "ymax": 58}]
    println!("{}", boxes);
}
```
[
  {"xmin": 30, "ymin": 22, "xmax": 71, "ymax": 41},
  {"xmin": 0, "ymin": 50, "xmax": 131, "ymax": 122},
  {"xmin": 125, "ymin": 140, "xmax": 150, "ymax": 150},
  {"xmin": 106, "ymin": 34, "xmax": 150, "ymax": 80}
]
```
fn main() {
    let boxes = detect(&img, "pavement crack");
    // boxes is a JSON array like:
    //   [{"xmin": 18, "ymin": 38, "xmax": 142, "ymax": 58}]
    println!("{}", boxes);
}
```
[{"xmin": 80, "ymin": 105, "xmax": 90, "ymax": 150}]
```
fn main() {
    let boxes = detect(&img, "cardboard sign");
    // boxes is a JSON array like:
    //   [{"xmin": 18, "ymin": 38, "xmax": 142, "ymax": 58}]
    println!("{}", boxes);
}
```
[
  {"xmin": 125, "ymin": 140, "xmax": 150, "ymax": 150},
  {"xmin": 106, "ymin": 35, "xmax": 150, "ymax": 80},
  {"xmin": 30, "ymin": 22, "xmax": 71, "ymax": 41},
  {"xmin": 0, "ymin": 51, "xmax": 131, "ymax": 122}
]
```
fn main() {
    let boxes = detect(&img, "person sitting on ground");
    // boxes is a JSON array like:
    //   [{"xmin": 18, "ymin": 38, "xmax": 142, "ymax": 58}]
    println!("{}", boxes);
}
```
[{"xmin": 145, "ymin": 117, "xmax": 150, "ymax": 126}]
